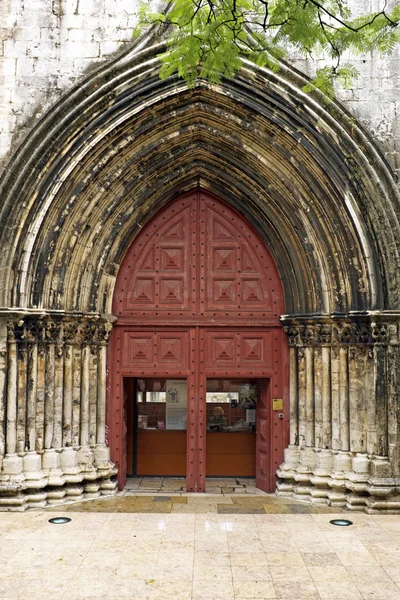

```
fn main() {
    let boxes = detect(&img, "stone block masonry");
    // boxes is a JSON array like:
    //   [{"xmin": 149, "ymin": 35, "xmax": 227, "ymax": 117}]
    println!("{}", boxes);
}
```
[{"xmin": 0, "ymin": 0, "xmax": 400, "ymax": 180}]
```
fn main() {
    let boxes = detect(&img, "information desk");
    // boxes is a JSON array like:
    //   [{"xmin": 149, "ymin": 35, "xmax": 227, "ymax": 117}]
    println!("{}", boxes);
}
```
[
  {"xmin": 136, "ymin": 430, "xmax": 186, "ymax": 476},
  {"xmin": 206, "ymin": 431, "xmax": 256, "ymax": 477},
  {"xmin": 136, "ymin": 429, "xmax": 256, "ymax": 477}
]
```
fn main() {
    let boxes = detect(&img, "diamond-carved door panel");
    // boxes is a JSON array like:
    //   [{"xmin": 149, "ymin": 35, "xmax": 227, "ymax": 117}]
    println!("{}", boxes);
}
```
[
  {"xmin": 160, "ymin": 279, "xmax": 184, "ymax": 304},
  {"xmin": 125, "ymin": 334, "xmax": 153, "ymax": 366},
  {"xmin": 213, "ymin": 279, "xmax": 236, "ymax": 304},
  {"xmin": 161, "ymin": 248, "xmax": 184, "ymax": 271},
  {"xmin": 242, "ymin": 279, "xmax": 265, "ymax": 304},
  {"xmin": 208, "ymin": 334, "xmax": 236, "ymax": 367},
  {"xmin": 130, "ymin": 278, "xmax": 155, "ymax": 304},
  {"xmin": 213, "ymin": 248, "xmax": 237, "ymax": 271},
  {"xmin": 156, "ymin": 333, "xmax": 187, "ymax": 366},
  {"xmin": 121, "ymin": 331, "xmax": 188, "ymax": 369},
  {"xmin": 212, "ymin": 218, "xmax": 236, "ymax": 241},
  {"xmin": 205, "ymin": 331, "xmax": 271, "ymax": 370},
  {"xmin": 240, "ymin": 335, "xmax": 268, "ymax": 366},
  {"xmin": 114, "ymin": 190, "xmax": 283, "ymax": 323}
]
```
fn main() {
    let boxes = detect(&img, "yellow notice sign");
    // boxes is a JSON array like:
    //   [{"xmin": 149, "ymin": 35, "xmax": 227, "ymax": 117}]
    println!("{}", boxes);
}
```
[{"xmin": 272, "ymin": 398, "xmax": 283, "ymax": 411}]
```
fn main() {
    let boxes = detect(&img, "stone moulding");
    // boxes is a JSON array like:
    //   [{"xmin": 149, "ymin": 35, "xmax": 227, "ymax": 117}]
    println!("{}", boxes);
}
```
[
  {"xmin": 277, "ymin": 312, "xmax": 400, "ymax": 513},
  {"xmin": 0, "ymin": 311, "xmax": 117, "ymax": 511}
]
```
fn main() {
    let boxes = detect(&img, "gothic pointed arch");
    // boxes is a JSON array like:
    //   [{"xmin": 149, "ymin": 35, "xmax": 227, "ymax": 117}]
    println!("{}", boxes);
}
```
[{"xmin": 0, "ymin": 32, "xmax": 399, "ymax": 510}]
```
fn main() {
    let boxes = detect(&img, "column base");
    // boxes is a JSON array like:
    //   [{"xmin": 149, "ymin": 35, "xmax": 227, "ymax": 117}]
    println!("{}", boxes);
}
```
[
  {"xmin": 60, "ymin": 447, "xmax": 83, "ymax": 483},
  {"xmin": 276, "ymin": 448, "xmax": 400, "ymax": 513},
  {"xmin": 42, "ymin": 449, "xmax": 66, "ymax": 487},
  {"xmin": 23, "ymin": 452, "xmax": 48, "ymax": 489}
]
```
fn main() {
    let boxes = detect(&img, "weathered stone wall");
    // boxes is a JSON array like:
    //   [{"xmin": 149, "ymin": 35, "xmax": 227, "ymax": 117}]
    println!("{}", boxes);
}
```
[
  {"xmin": 0, "ymin": 0, "xmax": 159, "ymax": 173},
  {"xmin": 1, "ymin": 0, "xmax": 399, "ymax": 179}
]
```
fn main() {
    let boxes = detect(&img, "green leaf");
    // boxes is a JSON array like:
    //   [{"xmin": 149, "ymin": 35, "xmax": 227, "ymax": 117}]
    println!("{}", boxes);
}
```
[{"xmin": 138, "ymin": 0, "xmax": 400, "ymax": 97}]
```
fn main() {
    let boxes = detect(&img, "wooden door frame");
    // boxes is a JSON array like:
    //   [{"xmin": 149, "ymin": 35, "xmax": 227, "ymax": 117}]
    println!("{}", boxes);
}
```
[{"xmin": 107, "ymin": 325, "xmax": 288, "ymax": 492}]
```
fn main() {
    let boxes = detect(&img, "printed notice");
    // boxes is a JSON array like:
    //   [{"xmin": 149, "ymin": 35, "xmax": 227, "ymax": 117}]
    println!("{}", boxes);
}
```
[
  {"xmin": 246, "ymin": 409, "xmax": 256, "ymax": 423},
  {"xmin": 166, "ymin": 380, "xmax": 187, "ymax": 430}
]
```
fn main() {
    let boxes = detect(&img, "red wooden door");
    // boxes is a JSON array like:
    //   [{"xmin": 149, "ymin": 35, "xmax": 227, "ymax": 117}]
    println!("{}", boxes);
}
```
[
  {"xmin": 110, "ymin": 189, "xmax": 287, "ymax": 492},
  {"xmin": 256, "ymin": 379, "xmax": 272, "ymax": 492}
]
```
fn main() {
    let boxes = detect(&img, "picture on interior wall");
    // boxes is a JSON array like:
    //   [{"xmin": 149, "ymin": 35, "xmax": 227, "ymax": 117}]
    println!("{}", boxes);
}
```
[
  {"xmin": 165, "ymin": 380, "xmax": 187, "ymax": 430},
  {"xmin": 238, "ymin": 383, "xmax": 257, "ymax": 409}
]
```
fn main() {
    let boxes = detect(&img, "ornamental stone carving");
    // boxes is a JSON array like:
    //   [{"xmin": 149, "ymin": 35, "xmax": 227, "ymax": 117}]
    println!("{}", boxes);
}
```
[{"xmin": 282, "ymin": 317, "xmax": 399, "ymax": 347}]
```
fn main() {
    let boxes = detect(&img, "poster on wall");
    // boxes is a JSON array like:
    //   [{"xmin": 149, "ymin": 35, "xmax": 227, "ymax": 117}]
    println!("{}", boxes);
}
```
[
  {"xmin": 238, "ymin": 383, "xmax": 257, "ymax": 409},
  {"xmin": 166, "ymin": 380, "xmax": 187, "ymax": 430}
]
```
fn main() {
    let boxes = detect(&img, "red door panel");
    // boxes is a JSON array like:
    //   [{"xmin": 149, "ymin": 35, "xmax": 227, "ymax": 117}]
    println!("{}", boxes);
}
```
[
  {"xmin": 256, "ymin": 379, "xmax": 272, "ymax": 492},
  {"xmin": 109, "ymin": 190, "xmax": 288, "ymax": 491}
]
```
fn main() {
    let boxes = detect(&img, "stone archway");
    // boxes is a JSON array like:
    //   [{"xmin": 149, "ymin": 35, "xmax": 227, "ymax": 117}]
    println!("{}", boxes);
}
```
[{"xmin": 0, "ymin": 35, "xmax": 399, "ymax": 510}]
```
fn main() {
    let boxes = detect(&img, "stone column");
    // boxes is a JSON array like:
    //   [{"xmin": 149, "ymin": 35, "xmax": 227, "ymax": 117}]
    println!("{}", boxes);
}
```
[
  {"xmin": 77, "ymin": 322, "xmax": 97, "ymax": 486},
  {"xmin": 279, "ymin": 315, "xmax": 400, "ymax": 512},
  {"xmin": 41, "ymin": 320, "xmax": 64, "ymax": 493},
  {"xmin": 53, "ymin": 339, "xmax": 64, "ymax": 451},
  {"xmin": 60, "ymin": 321, "xmax": 82, "ymax": 493},
  {"xmin": 16, "ymin": 341, "xmax": 27, "ymax": 455},
  {"xmin": 289, "ymin": 345, "xmax": 298, "ymax": 446},
  {"xmin": 2, "ymin": 322, "xmax": 24, "ymax": 489},
  {"xmin": 0, "ymin": 322, "xmax": 7, "ymax": 467},
  {"xmin": 94, "ymin": 323, "xmax": 115, "ymax": 491},
  {"xmin": 22, "ymin": 319, "xmax": 47, "ymax": 507}
]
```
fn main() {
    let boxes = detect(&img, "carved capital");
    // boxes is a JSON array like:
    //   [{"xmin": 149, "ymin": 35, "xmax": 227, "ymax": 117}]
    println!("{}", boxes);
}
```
[
  {"xmin": 332, "ymin": 321, "xmax": 354, "ymax": 345},
  {"xmin": 80, "ymin": 322, "xmax": 99, "ymax": 345},
  {"xmin": 315, "ymin": 323, "xmax": 332, "ymax": 345},
  {"xmin": 7, "ymin": 321, "xmax": 17, "ymax": 342},
  {"xmin": 63, "ymin": 321, "xmax": 81, "ymax": 345},
  {"xmin": 45, "ymin": 319, "xmax": 63, "ymax": 343},
  {"xmin": 98, "ymin": 321, "xmax": 113, "ymax": 345},
  {"xmin": 25, "ymin": 319, "xmax": 46, "ymax": 343},
  {"xmin": 371, "ymin": 323, "xmax": 390, "ymax": 345},
  {"xmin": 283, "ymin": 317, "xmax": 379, "ymax": 347},
  {"xmin": 283, "ymin": 325, "xmax": 302, "ymax": 346}
]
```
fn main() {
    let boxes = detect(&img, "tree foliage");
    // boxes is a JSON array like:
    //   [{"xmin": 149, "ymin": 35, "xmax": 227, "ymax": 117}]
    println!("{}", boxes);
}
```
[{"xmin": 137, "ymin": 0, "xmax": 400, "ymax": 97}]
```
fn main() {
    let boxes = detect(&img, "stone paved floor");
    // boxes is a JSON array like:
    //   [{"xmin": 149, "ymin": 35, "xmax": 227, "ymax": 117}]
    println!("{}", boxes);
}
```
[
  {"xmin": 49, "ymin": 493, "xmax": 346, "ymax": 514},
  {"xmin": 47, "ymin": 478, "xmax": 345, "ymax": 514},
  {"xmin": 1, "ymin": 509, "xmax": 400, "ymax": 599},
  {"xmin": 123, "ymin": 478, "xmax": 264, "ymax": 495}
]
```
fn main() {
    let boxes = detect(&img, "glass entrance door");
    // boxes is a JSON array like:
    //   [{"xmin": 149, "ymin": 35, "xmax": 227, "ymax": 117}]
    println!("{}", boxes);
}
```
[
  {"xmin": 206, "ymin": 379, "xmax": 257, "ymax": 477},
  {"xmin": 131, "ymin": 378, "xmax": 187, "ymax": 476}
]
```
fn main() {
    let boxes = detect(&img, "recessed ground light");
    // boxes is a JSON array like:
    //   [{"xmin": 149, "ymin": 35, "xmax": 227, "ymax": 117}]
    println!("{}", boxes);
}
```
[
  {"xmin": 48, "ymin": 517, "xmax": 71, "ymax": 524},
  {"xmin": 329, "ymin": 519, "xmax": 353, "ymax": 526}
]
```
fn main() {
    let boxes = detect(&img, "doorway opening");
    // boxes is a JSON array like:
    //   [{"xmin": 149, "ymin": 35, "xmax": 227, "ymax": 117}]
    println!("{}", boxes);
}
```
[
  {"xmin": 205, "ymin": 379, "xmax": 257, "ymax": 478},
  {"xmin": 126, "ymin": 377, "xmax": 187, "ymax": 477},
  {"xmin": 110, "ymin": 189, "xmax": 288, "ymax": 492}
]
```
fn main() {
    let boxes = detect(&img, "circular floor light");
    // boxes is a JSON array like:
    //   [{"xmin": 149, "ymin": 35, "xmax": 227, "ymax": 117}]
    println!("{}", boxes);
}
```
[
  {"xmin": 329, "ymin": 519, "xmax": 353, "ymax": 526},
  {"xmin": 48, "ymin": 517, "xmax": 71, "ymax": 524}
]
